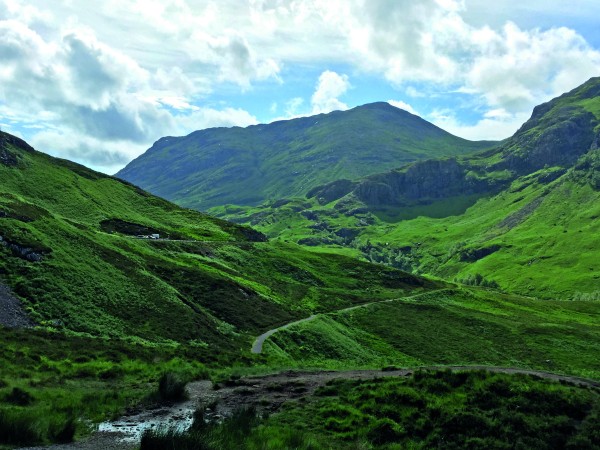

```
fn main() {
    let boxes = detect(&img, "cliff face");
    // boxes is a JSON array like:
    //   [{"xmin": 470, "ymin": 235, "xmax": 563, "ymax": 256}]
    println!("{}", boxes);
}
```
[
  {"xmin": 497, "ymin": 106, "xmax": 597, "ymax": 174},
  {"xmin": 343, "ymin": 78, "xmax": 600, "ymax": 208},
  {"xmin": 353, "ymin": 158, "xmax": 496, "ymax": 206}
]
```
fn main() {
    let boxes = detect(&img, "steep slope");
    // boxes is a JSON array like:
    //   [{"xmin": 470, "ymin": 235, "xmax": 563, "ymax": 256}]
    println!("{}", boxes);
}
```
[
  {"xmin": 219, "ymin": 77, "xmax": 600, "ymax": 298},
  {"xmin": 117, "ymin": 103, "xmax": 495, "ymax": 210},
  {"xmin": 0, "ymin": 131, "xmax": 440, "ymax": 350}
]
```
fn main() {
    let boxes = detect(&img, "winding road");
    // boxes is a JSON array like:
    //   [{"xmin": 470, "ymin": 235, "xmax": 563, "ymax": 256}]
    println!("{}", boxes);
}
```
[{"xmin": 251, "ymin": 289, "xmax": 449, "ymax": 354}]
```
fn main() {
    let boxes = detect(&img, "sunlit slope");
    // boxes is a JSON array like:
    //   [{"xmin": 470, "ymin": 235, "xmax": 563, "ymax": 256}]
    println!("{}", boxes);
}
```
[
  {"xmin": 0, "ymin": 132, "xmax": 440, "ymax": 349},
  {"xmin": 217, "ymin": 77, "xmax": 600, "ymax": 298}
]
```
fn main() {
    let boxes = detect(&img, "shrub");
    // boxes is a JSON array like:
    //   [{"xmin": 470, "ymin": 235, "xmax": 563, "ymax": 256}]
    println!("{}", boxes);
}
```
[
  {"xmin": 367, "ymin": 418, "xmax": 405, "ymax": 445},
  {"xmin": 0, "ymin": 409, "xmax": 41, "ymax": 445},
  {"xmin": 4, "ymin": 387, "xmax": 34, "ymax": 406},
  {"xmin": 158, "ymin": 372, "xmax": 188, "ymax": 402},
  {"xmin": 49, "ymin": 416, "xmax": 76, "ymax": 443}
]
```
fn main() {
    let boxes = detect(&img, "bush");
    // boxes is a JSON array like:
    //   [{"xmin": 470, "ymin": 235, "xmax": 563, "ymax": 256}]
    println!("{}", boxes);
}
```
[
  {"xmin": 4, "ymin": 387, "xmax": 34, "ymax": 406},
  {"xmin": 50, "ymin": 416, "xmax": 76, "ymax": 443},
  {"xmin": 0, "ymin": 409, "xmax": 41, "ymax": 445},
  {"xmin": 158, "ymin": 372, "xmax": 188, "ymax": 402}
]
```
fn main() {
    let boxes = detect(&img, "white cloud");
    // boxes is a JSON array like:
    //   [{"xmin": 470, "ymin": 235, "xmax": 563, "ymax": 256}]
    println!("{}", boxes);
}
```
[
  {"xmin": 1, "ymin": 0, "xmax": 600, "ymax": 171},
  {"xmin": 311, "ymin": 70, "xmax": 350, "ymax": 114},
  {"xmin": 428, "ymin": 108, "xmax": 530, "ymax": 141},
  {"xmin": 387, "ymin": 100, "xmax": 419, "ymax": 116},
  {"xmin": 285, "ymin": 97, "xmax": 304, "ymax": 117}
]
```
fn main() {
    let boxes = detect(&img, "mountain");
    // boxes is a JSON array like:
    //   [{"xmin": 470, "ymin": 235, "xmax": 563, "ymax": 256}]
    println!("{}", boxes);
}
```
[
  {"xmin": 0, "ymin": 130, "xmax": 438, "ymax": 348},
  {"xmin": 117, "ymin": 103, "xmax": 495, "ymax": 210},
  {"xmin": 218, "ymin": 77, "xmax": 600, "ymax": 299}
]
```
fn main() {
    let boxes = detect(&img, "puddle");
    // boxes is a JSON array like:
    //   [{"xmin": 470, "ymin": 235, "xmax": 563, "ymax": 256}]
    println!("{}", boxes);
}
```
[{"xmin": 98, "ymin": 403, "xmax": 196, "ymax": 442}]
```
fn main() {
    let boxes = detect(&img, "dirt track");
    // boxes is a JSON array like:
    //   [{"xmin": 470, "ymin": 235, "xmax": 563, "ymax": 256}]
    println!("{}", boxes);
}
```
[
  {"xmin": 251, "ymin": 290, "xmax": 450, "ymax": 354},
  {"xmin": 20, "ymin": 366, "xmax": 600, "ymax": 450}
]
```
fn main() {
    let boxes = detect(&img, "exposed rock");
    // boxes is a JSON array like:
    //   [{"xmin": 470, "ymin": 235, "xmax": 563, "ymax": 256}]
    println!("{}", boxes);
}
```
[
  {"xmin": 301, "ymin": 210, "xmax": 319, "ymax": 221},
  {"xmin": 497, "ymin": 108, "xmax": 596, "ymax": 174},
  {"xmin": 459, "ymin": 245, "xmax": 502, "ymax": 262},
  {"xmin": 334, "ymin": 227, "xmax": 360, "ymax": 240},
  {"xmin": 497, "ymin": 197, "xmax": 545, "ymax": 231},
  {"xmin": 353, "ymin": 158, "xmax": 498, "ymax": 206},
  {"xmin": 0, "ymin": 283, "xmax": 34, "ymax": 328},
  {"xmin": 0, "ymin": 146, "xmax": 19, "ymax": 167},
  {"xmin": 0, "ymin": 236, "xmax": 46, "ymax": 262},
  {"xmin": 306, "ymin": 179, "xmax": 358, "ymax": 204},
  {"xmin": 238, "ymin": 227, "xmax": 268, "ymax": 242}
]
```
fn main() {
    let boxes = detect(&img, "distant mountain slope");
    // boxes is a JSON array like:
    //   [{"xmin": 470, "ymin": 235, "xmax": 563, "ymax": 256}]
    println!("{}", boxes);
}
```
[
  {"xmin": 218, "ymin": 77, "xmax": 600, "ymax": 299},
  {"xmin": 0, "ymin": 131, "xmax": 439, "ymax": 350},
  {"xmin": 117, "ymin": 103, "xmax": 495, "ymax": 210}
]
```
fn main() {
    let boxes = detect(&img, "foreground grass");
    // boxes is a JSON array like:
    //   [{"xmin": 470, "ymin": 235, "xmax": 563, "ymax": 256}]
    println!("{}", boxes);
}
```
[
  {"xmin": 0, "ymin": 328, "xmax": 216, "ymax": 447},
  {"xmin": 140, "ymin": 370, "xmax": 600, "ymax": 449}
]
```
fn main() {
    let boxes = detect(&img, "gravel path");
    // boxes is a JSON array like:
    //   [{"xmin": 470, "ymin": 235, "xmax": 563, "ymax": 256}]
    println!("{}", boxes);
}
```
[{"xmin": 0, "ymin": 282, "xmax": 33, "ymax": 328}]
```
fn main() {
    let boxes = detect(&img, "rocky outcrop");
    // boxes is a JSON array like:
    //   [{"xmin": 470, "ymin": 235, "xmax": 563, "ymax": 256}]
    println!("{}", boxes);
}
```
[
  {"xmin": 0, "ymin": 131, "xmax": 35, "ymax": 167},
  {"xmin": 0, "ymin": 283, "xmax": 34, "ymax": 328},
  {"xmin": 353, "ymin": 158, "xmax": 498, "ymax": 206},
  {"xmin": 496, "ymin": 107, "xmax": 597, "ymax": 174},
  {"xmin": 0, "ymin": 236, "xmax": 46, "ymax": 262},
  {"xmin": 307, "ymin": 179, "xmax": 358, "ymax": 204},
  {"xmin": 339, "ymin": 79, "xmax": 600, "ymax": 210}
]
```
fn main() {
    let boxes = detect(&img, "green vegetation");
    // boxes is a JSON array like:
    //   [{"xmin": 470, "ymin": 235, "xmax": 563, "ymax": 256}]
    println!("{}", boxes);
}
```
[
  {"xmin": 217, "ymin": 77, "xmax": 600, "ymax": 300},
  {"xmin": 0, "ymin": 131, "xmax": 440, "ymax": 446},
  {"xmin": 139, "ymin": 371, "xmax": 600, "ymax": 449},
  {"xmin": 2, "ymin": 78, "xmax": 600, "ymax": 448},
  {"xmin": 264, "ymin": 289, "xmax": 600, "ymax": 379},
  {"xmin": 117, "ymin": 102, "xmax": 494, "ymax": 210},
  {"xmin": 0, "ymin": 326, "xmax": 211, "ymax": 446}
]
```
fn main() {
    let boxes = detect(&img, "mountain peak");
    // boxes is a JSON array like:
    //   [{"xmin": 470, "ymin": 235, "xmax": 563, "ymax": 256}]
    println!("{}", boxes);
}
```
[{"xmin": 118, "ymin": 104, "xmax": 493, "ymax": 210}]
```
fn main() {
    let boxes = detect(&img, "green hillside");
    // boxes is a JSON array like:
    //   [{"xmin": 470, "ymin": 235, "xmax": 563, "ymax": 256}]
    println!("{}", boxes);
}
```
[
  {"xmin": 1, "ymin": 82, "xmax": 600, "ymax": 448},
  {"xmin": 0, "ymin": 131, "xmax": 439, "ymax": 346},
  {"xmin": 117, "ymin": 103, "xmax": 494, "ymax": 210},
  {"xmin": 217, "ymin": 77, "xmax": 600, "ymax": 299}
]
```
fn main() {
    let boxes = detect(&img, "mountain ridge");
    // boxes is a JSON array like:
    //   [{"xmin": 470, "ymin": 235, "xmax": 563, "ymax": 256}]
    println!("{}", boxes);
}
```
[
  {"xmin": 117, "ymin": 102, "xmax": 496, "ymax": 210},
  {"xmin": 215, "ymin": 77, "xmax": 600, "ymax": 298}
]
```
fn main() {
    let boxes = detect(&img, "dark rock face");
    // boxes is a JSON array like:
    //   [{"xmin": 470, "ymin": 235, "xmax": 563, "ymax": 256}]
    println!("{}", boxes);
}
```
[
  {"xmin": 0, "ymin": 283, "xmax": 34, "ymax": 328},
  {"xmin": 0, "ymin": 132, "xmax": 36, "ymax": 167},
  {"xmin": 459, "ymin": 245, "xmax": 501, "ymax": 262},
  {"xmin": 238, "ymin": 227, "xmax": 268, "ymax": 242},
  {"xmin": 354, "ymin": 158, "xmax": 496, "ymax": 206},
  {"xmin": 0, "ymin": 147, "xmax": 18, "ymax": 167},
  {"xmin": 346, "ymin": 85, "xmax": 600, "ymax": 210},
  {"xmin": 307, "ymin": 179, "xmax": 358, "ymax": 204},
  {"xmin": 497, "ymin": 107, "xmax": 597, "ymax": 174},
  {"xmin": 0, "ymin": 236, "xmax": 45, "ymax": 262}
]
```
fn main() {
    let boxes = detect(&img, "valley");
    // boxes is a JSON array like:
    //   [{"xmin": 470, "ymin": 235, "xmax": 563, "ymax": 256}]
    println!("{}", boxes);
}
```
[{"xmin": 1, "ymin": 78, "xmax": 599, "ymax": 449}]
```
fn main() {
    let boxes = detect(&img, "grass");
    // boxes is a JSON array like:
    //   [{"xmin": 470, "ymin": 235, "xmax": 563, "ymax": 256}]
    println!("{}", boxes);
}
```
[
  {"xmin": 117, "ymin": 102, "xmax": 493, "ymax": 210},
  {"xmin": 0, "ymin": 132, "xmax": 444, "ymax": 445},
  {"xmin": 139, "ymin": 370, "xmax": 600, "ymax": 449},
  {"xmin": 214, "ymin": 78, "xmax": 600, "ymax": 300},
  {"xmin": 264, "ymin": 289, "xmax": 600, "ymax": 379},
  {"xmin": 0, "ymin": 326, "xmax": 213, "ymax": 445},
  {"xmin": 2, "ymin": 79, "xmax": 600, "ymax": 447}
]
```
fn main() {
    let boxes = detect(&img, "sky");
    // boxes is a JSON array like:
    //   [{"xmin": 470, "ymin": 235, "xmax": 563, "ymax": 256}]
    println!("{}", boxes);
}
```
[{"xmin": 1, "ymin": 0, "xmax": 599, "ymax": 174}]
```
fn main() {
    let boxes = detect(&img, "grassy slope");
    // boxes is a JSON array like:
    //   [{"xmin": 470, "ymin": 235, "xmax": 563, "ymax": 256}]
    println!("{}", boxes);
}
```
[
  {"xmin": 0, "ymin": 133, "xmax": 439, "ymax": 346},
  {"xmin": 259, "ymin": 371, "xmax": 600, "ymax": 449},
  {"xmin": 217, "ymin": 78, "xmax": 600, "ymax": 299},
  {"xmin": 0, "ymin": 133, "xmax": 446, "ymax": 445},
  {"xmin": 117, "ymin": 103, "xmax": 494, "ymax": 210},
  {"xmin": 263, "ymin": 288, "xmax": 600, "ymax": 379}
]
